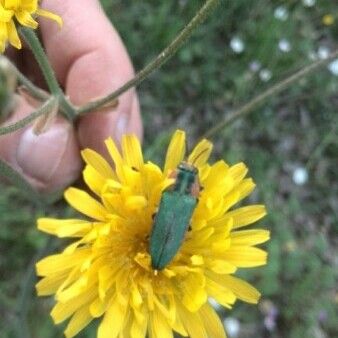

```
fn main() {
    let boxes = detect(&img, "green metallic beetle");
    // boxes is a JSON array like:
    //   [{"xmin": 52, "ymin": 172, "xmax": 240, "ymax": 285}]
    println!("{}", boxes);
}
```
[{"xmin": 149, "ymin": 161, "xmax": 201, "ymax": 270}]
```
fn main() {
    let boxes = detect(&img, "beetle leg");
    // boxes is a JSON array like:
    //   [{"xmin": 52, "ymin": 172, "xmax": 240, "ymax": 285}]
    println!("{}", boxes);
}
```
[{"xmin": 185, "ymin": 225, "xmax": 193, "ymax": 240}]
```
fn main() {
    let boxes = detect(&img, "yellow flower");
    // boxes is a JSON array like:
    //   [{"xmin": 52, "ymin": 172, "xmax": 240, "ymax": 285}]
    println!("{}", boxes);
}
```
[
  {"xmin": 322, "ymin": 14, "xmax": 335, "ymax": 26},
  {"xmin": 36, "ymin": 130, "xmax": 269, "ymax": 338},
  {"xmin": 0, "ymin": 0, "xmax": 62, "ymax": 53}
]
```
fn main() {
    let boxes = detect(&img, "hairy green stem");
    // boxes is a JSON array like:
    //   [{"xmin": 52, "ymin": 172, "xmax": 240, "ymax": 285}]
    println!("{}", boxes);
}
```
[
  {"xmin": 19, "ymin": 28, "xmax": 59, "ymax": 94},
  {"xmin": 0, "ymin": 97, "xmax": 57, "ymax": 135},
  {"xmin": 19, "ymin": 27, "xmax": 76, "ymax": 120},
  {"xmin": 203, "ymin": 50, "xmax": 338, "ymax": 138},
  {"xmin": 78, "ymin": 0, "xmax": 220, "ymax": 115},
  {"xmin": 6, "ymin": 57, "xmax": 49, "ymax": 101}
]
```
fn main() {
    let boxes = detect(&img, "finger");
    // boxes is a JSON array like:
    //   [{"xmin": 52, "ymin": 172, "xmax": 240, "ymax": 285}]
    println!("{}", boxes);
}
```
[
  {"xmin": 0, "ymin": 97, "xmax": 82, "ymax": 192},
  {"xmin": 77, "ymin": 94, "xmax": 143, "ymax": 157},
  {"xmin": 39, "ymin": 0, "xmax": 142, "ymax": 153}
]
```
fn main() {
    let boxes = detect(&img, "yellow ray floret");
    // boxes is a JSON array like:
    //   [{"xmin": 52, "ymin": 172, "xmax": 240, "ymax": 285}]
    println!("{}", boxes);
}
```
[
  {"xmin": 0, "ymin": 0, "xmax": 62, "ymax": 53},
  {"xmin": 36, "ymin": 130, "xmax": 270, "ymax": 338}
]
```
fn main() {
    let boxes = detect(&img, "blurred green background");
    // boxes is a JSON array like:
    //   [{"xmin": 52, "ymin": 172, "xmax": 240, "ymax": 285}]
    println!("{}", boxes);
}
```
[{"xmin": 1, "ymin": 0, "xmax": 337, "ymax": 337}]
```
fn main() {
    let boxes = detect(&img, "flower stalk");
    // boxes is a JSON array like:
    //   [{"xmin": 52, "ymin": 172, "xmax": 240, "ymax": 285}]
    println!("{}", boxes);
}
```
[
  {"xmin": 78, "ymin": 0, "xmax": 221, "ymax": 114},
  {"xmin": 0, "ymin": 97, "xmax": 58, "ymax": 136},
  {"xmin": 19, "ymin": 27, "xmax": 76, "ymax": 120},
  {"xmin": 203, "ymin": 49, "xmax": 338, "ymax": 138}
]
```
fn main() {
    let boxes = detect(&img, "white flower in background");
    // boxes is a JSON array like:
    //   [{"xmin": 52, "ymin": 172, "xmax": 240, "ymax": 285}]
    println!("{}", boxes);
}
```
[
  {"xmin": 278, "ymin": 38, "xmax": 291, "ymax": 53},
  {"xmin": 292, "ymin": 167, "xmax": 309, "ymax": 186},
  {"xmin": 274, "ymin": 6, "xmax": 289, "ymax": 21},
  {"xmin": 224, "ymin": 317, "xmax": 240, "ymax": 338},
  {"xmin": 317, "ymin": 46, "xmax": 330, "ymax": 60},
  {"xmin": 259, "ymin": 69, "xmax": 272, "ymax": 82},
  {"xmin": 230, "ymin": 36, "xmax": 245, "ymax": 54},
  {"xmin": 249, "ymin": 60, "xmax": 262, "ymax": 72},
  {"xmin": 328, "ymin": 59, "xmax": 338, "ymax": 76},
  {"xmin": 302, "ymin": 0, "xmax": 316, "ymax": 7},
  {"xmin": 308, "ymin": 51, "xmax": 318, "ymax": 61}
]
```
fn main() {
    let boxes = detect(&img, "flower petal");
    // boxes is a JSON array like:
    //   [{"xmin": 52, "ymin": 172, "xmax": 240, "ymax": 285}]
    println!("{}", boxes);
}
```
[
  {"xmin": 37, "ymin": 218, "xmax": 92, "ymax": 238},
  {"xmin": 149, "ymin": 310, "xmax": 173, "ymax": 338},
  {"xmin": 122, "ymin": 135, "xmax": 144, "ymax": 170},
  {"xmin": 164, "ymin": 130, "xmax": 186, "ymax": 174},
  {"xmin": 222, "ymin": 246, "xmax": 268, "ymax": 267},
  {"xmin": 19, "ymin": 0, "xmax": 37, "ymax": 12},
  {"xmin": 131, "ymin": 313, "xmax": 148, "ymax": 338},
  {"xmin": 177, "ymin": 302, "xmax": 208, "ymax": 338},
  {"xmin": 181, "ymin": 272, "xmax": 207, "ymax": 312},
  {"xmin": 230, "ymin": 229, "xmax": 270, "ymax": 246},
  {"xmin": 64, "ymin": 188, "xmax": 107, "ymax": 221},
  {"xmin": 15, "ymin": 10, "xmax": 38, "ymax": 28},
  {"xmin": 188, "ymin": 139, "xmax": 213, "ymax": 167},
  {"xmin": 227, "ymin": 162, "xmax": 248, "ymax": 184},
  {"xmin": 36, "ymin": 249, "xmax": 90, "ymax": 276},
  {"xmin": 105, "ymin": 137, "xmax": 124, "ymax": 178},
  {"xmin": 64, "ymin": 306, "xmax": 92, "ymax": 338},
  {"xmin": 81, "ymin": 149, "xmax": 115, "ymax": 179},
  {"xmin": 83, "ymin": 165, "xmax": 106, "ymax": 196},
  {"xmin": 7, "ymin": 19, "xmax": 21, "ymax": 49},
  {"xmin": 205, "ymin": 276, "xmax": 236, "ymax": 308},
  {"xmin": 36, "ymin": 272, "xmax": 69, "ymax": 296},
  {"xmin": 98, "ymin": 297, "xmax": 129, "ymax": 338},
  {"xmin": 226, "ymin": 205, "xmax": 267, "ymax": 229},
  {"xmin": 51, "ymin": 288, "xmax": 96, "ymax": 324},
  {"xmin": 0, "ymin": 6, "xmax": 13, "ymax": 22},
  {"xmin": 212, "ymin": 274, "xmax": 261, "ymax": 304},
  {"xmin": 199, "ymin": 303, "xmax": 226, "ymax": 338},
  {"xmin": 36, "ymin": 8, "xmax": 63, "ymax": 27}
]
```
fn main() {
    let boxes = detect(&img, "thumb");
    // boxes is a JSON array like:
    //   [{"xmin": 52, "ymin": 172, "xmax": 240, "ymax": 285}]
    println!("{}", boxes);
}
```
[
  {"xmin": 39, "ymin": 0, "xmax": 142, "ymax": 155},
  {"xmin": 0, "ymin": 96, "xmax": 82, "ymax": 192}
]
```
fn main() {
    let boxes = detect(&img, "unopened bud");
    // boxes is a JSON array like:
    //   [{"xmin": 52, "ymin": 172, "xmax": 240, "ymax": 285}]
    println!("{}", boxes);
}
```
[
  {"xmin": 33, "ymin": 98, "xmax": 59, "ymax": 135},
  {"xmin": 0, "ymin": 56, "xmax": 17, "ymax": 120}
]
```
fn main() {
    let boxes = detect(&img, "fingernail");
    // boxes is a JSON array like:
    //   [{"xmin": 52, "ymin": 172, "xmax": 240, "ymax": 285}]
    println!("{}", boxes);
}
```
[{"xmin": 17, "ymin": 124, "xmax": 70, "ymax": 183}]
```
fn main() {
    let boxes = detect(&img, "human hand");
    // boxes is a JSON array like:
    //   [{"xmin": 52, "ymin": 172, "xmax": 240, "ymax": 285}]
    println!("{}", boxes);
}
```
[{"xmin": 0, "ymin": 0, "xmax": 142, "ymax": 192}]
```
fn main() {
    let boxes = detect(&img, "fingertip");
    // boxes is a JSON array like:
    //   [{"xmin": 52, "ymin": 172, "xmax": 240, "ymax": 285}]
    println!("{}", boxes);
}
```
[
  {"xmin": 0, "ymin": 97, "xmax": 82, "ymax": 192},
  {"xmin": 17, "ymin": 118, "xmax": 82, "ymax": 192}
]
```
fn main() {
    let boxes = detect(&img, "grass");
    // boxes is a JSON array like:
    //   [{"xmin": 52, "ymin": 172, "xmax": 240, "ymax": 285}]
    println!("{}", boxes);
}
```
[{"xmin": 1, "ymin": 1, "xmax": 338, "ymax": 337}]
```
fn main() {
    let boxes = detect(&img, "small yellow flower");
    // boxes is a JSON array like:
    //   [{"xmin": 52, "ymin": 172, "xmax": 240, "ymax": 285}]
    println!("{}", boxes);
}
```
[
  {"xmin": 36, "ymin": 130, "xmax": 269, "ymax": 338},
  {"xmin": 322, "ymin": 14, "xmax": 335, "ymax": 26},
  {"xmin": 0, "ymin": 0, "xmax": 62, "ymax": 53}
]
